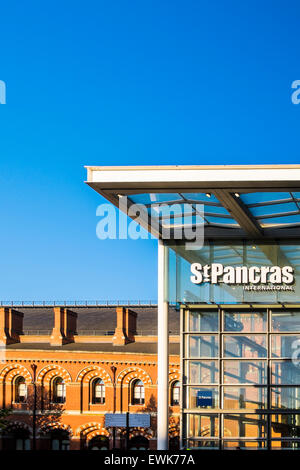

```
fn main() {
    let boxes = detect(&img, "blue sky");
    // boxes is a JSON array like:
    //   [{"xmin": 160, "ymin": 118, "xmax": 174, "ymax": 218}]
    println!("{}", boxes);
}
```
[{"xmin": 0, "ymin": 0, "xmax": 300, "ymax": 301}]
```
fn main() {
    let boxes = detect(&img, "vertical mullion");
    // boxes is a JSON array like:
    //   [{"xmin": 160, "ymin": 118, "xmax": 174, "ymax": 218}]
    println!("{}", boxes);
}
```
[
  {"xmin": 180, "ymin": 307, "xmax": 185, "ymax": 449},
  {"xmin": 219, "ymin": 307, "xmax": 223, "ymax": 449},
  {"xmin": 267, "ymin": 307, "xmax": 271, "ymax": 450}
]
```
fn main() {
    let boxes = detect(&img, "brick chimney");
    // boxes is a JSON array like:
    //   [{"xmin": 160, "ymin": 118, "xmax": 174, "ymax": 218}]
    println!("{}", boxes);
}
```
[
  {"xmin": 50, "ymin": 308, "xmax": 77, "ymax": 346},
  {"xmin": 0, "ymin": 308, "xmax": 24, "ymax": 345},
  {"xmin": 113, "ymin": 307, "xmax": 137, "ymax": 346}
]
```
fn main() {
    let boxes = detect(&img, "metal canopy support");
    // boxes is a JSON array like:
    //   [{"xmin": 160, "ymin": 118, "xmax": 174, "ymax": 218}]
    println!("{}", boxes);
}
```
[
  {"xmin": 213, "ymin": 189, "xmax": 263, "ymax": 237},
  {"xmin": 157, "ymin": 240, "xmax": 169, "ymax": 450}
]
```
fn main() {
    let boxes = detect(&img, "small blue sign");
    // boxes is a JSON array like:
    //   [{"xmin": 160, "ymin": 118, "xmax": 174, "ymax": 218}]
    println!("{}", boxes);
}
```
[{"xmin": 196, "ymin": 390, "xmax": 213, "ymax": 407}]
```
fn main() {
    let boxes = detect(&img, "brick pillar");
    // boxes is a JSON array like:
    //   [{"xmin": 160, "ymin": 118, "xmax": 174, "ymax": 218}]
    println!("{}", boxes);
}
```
[
  {"xmin": 113, "ymin": 308, "xmax": 137, "ymax": 345},
  {"xmin": 65, "ymin": 382, "xmax": 81, "ymax": 411},
  {"xmin": 126, "ymin": 309, "xmax": 137, "ymax": 343},
  {"xmin": 50, "ymin": 308, "xmax": 77, "ymax": 346},
  {"xmin": 0, "ymin": 308, "xmax": 23, "ymax": 345}
]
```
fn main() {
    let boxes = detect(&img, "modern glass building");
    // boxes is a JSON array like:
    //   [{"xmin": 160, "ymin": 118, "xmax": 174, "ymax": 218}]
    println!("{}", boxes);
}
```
[{"xmin": 86, "ymin": 164, "xmax": 300, "ymax": 450}]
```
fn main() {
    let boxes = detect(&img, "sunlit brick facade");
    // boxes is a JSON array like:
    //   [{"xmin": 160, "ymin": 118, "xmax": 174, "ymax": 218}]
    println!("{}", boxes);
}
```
[{"xmin": 0, "ymin": 305, "xmax": 180, "ymax": 450}]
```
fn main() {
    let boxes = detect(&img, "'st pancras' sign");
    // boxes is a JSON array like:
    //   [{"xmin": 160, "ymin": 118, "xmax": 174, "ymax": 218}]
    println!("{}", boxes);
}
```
[{"xmin": 190, "ymin": 263, "xmax": 294, "ymax": 285}]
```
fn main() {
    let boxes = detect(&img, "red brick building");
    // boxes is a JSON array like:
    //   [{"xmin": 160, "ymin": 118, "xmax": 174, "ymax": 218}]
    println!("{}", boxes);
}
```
[{"xmin": 0, "ymin": 304, "xmax": 180, "ymax": 450}]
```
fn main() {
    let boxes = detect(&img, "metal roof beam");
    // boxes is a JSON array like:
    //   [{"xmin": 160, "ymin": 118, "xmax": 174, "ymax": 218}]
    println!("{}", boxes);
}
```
[{"xmin": 213, "ymin": 189, "xmax": 263, "ymax": 238}]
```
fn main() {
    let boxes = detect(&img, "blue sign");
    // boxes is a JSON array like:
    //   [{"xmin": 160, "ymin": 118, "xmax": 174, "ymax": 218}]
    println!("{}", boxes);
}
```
[
  {"xmin": 129, "ymin": 414, "xmax": 150, "ymax": 427},
  {"xmin": 105, "ymin": 414, "xmax": 126, "ymax": 427},
  {"xmin": 105, "ymin": 413, "xmax": 150, "ymax": 428},
  {"xmin": 196, "ymin": 390, "xmax": 213, "ymax": 407}
]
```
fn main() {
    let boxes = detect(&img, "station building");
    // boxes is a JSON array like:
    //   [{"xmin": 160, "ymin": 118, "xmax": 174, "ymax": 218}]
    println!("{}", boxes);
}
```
[
  {"xmin": 0, "ymin": 304, "xmax": 180, "ymax": 450},
  {"xmin": 86, "ymin": 164, "xmax": 300, "ymax": 450}
]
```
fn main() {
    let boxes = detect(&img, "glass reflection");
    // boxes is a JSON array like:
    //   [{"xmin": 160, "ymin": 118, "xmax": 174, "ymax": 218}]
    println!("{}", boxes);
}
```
[
  {"xmin": 188, "ymin": 311, "xmax": 219, "ymax": 332},
  {"xmin": 187, "ymin": 335, "xmax": 219, "ymax": 358},
  {"xmin": 187, "ymin": 414, "xmax": 219, "ymax": 438},
  {"xmin": 223, "ymin": 414, "xmax": 267, "ymax": 438},
  {"xmin": 186, "ymin": 439, "xmax": 219, "ymax": 449},
  {"xmin": 272, "ymin": 311, "xmax": 300, "ymax": 332},
  {"xmin": 223, "ymin": 387, "xmax": 267, "ymax": 409},
  {"xmin": 223, "ymin": 361, "xmax": 267, "ymax": 384},
  {"xmin": 186, "ymin": 360, "xmax": 219, "ymax": 384},
  {"xmin": 271, "ymin": 387, "xmax": 300, "ymax": 409},
  {"xmin": 271, "ymin": 361, "xmax": 300, "ymax": 385},
  {"xmin": 224, "ymin": 335, "xmax": 267, "ymax": 358},
  {"xmin": 271, "ymin": 335, "xmax": 300, "ymax": 358},
  {"xmin": 224, "ymin": 312, "xmax": 267, "ymax": 332},
  {"xmin": 223, "ymin": 441, "xmax": 266, "ymax": 449},
  {"xmin": 271, "ymin": 414, "xmax": 300, "ymax": 438}
]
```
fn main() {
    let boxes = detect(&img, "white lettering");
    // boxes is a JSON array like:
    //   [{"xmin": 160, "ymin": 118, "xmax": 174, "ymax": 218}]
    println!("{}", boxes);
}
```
[{"xmin": 190, "ymin": 263, "xmax": 202, "ymax": 284}]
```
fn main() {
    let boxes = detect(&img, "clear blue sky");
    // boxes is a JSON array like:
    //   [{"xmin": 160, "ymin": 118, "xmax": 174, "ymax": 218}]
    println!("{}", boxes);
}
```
[{"xmin": 0, "ymin": 0, "xmax": 300, "ymax": 301}]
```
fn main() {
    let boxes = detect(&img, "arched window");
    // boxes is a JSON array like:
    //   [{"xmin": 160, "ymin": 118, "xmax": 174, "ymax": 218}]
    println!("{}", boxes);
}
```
[
  {"xmin": 92, "ymin": 378, "xmax": 105, "ymax": 404},
  {"xmin": 88, "ymin": 436, "xmax": 109, "ymax": 450},
  {"xmin": 49, "ymin": 430, "xmax": 70, "ymax": 450},
  {"xmin": 52, "ymin": 377, "xmax": 66, "ymax": 404},
  {"xmin": 2, "ymin": 428, "xmax": 30, "ymax": 450},
  {"xmin": 132, "ymin": 379, "xmax": 145, "ymax": 405},
  {"xmin": 171, "ymin": 381, "xmax": 180, "ymax": 406},
  {"xmin": 129, "ymin": 436, "xmax": 149, "ymax": 450},
  {"xmin": 14, "ymin": 376, "xmax": 27, "ymax": 403}
]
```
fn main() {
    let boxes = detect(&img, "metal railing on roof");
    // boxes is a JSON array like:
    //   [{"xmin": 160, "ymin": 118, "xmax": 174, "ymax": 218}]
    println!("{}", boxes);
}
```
[
  {"xmin": 0, "ymin": 300, "xmax": 158, "ymax": 307},
  {"xmin": 22, "ymin": 329, "xmax": 177, "ymax": 336}
]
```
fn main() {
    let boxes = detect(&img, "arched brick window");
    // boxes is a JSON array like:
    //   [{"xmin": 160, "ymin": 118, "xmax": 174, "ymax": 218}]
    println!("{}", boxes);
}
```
[
  {"xmin": 48, "ymin": 429, "xmax": 70, "ymax": 451},
  {"xmin": 171, "ymin": 381, "xmax": 180, "ymax": 406},
  {"xmin": 129, "ymin": 436, "xmax": 149, "ymax": 450},
  {"xmin": 51, "ymin": 377, "xmax": 66, "ymax": 404},
  {"xmin": 14, "ymin": 376, "xmax": 27, "ymax": 403},
  {"xmin": 132, "ymin": 379, "xmax": 145, "ymax": 405},
  {"xmin": 91, "ymin": 378, "xmax": 105, "ymax": 404},
  {"xmin": 88, "ymin": 436, "xmax": 109, "ymax": 450}
]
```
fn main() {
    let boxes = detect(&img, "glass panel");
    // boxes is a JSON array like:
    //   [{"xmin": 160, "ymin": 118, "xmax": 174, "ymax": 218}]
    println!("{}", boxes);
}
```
[
  {"xmin": 271, "ymin": 335, "xmax": 300, "ymax": 358},
  {"xmin": 223, "ymin": 361, "xmax": 267, "ymax": 384},
  {"xmin": 187, "ymin": 386, "xmax": 219, "ymax": 409},
  {"xmin": 250, "ymin": 202, "xmax": 298, "ymax": 217},
  {"xmin": 271, "ymin": 361, "xmax": 300, "ymax": 385},
  {"xmin": 205, "ymin": 216, "xmax": 238, "ymax": 225},
  {"xmin": 183, "ymin": 193, "xmax": 221, "ymax": 203},
  {"xmin": 271, "ymin": 414, "xmax": 300, "ymax": 438},
  {"xmin": 169, "ymin": 241, "xmax": 300, "ymax": 304},
  {"xmin": 240, "ymin": 192, "xmax": 290, "ymax": 204},
  {"xmin": 186, "ymin": 335, "xmax": 219, "ymax": 358},
  {"xmin": 223, "ymin": 335, "xmax": 267, "ymax": 358},
  {"xmin": 224, "ymin": 312, "xmax": 267, "ymax": 332},
  {"xmin": 271, "ymin": 387, "xmax": 300, "ymax": 409},
  {"xmin": 223, "ymin": 440, "xmax": 266, "ymax": 449},
  {"xmin": 16, "ymin": 439, "xmax": 23, "ymax": 451},
  {"xmin": 223, "ymin": 414, "xmax": 267, "ymax": 438},
  {"xmin": 24, "ymin": 439, "xmax": 30, "ymax": 451},
  {"xmin": 186, "ymin": 414, "xmax": 219, "ymax": 438},
  {"xmin": 272, "ymin": 311, "xmax": 300, "ymax": 332},
  {"xmin": 223, "ymin": 387, "xmax": 267, "ymax": 409},
  {"xmin": 204, "ymin": 205, "xmax": 230, "ymax": 215},
  {"xmin": 260, "ymin": 214, "xmax": 300, "ymax": 226},
  {"xmin": 185, "ymin": 439, "xmax": 219, "ymax": 449},
  {"xmin": 271, "ymin": 440, "xmax": 300, "ymax": 450},
  {"xmin": 129, "ymin": 193, "xmax": 183, "ymax": 205},
  {"xmin": 187, "ymin": 310, "xmax": 219, "ymax": 332},
  {"xmin": 52, "ymin": 439, "xmax": 60, "ymax": 450},
  {"xmin": 186, "ymin": 360, "xmax": 219, "ymax": 384}
]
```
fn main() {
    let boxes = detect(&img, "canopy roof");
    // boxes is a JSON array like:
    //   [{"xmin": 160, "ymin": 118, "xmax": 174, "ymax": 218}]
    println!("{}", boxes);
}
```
[{"xmin": 86, "ymin": 164, "xmax": 300, "ymax": 240}]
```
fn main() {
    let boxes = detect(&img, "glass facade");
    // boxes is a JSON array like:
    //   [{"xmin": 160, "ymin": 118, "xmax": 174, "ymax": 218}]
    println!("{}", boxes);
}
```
[
  {"xmin": 168, "ymin": 241, "xmax": 300, "ymax": 304},
  {"xmin": 167, "ymin": 239, "xmax": 300, "ymax": 449},
  {"xmin": 182, "ymin": 306, "xmax": 300, "ymax": 449}
]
